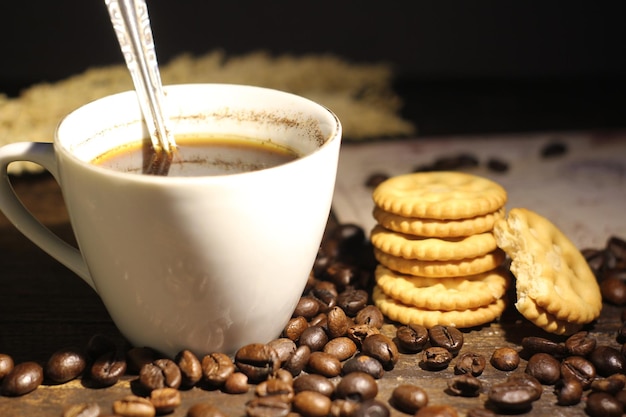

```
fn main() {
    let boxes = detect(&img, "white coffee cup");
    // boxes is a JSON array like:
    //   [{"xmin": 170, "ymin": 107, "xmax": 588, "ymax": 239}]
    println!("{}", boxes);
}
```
[{"xmin": 0, "ymin": 84, "xmax": 342, "ymax": 357}]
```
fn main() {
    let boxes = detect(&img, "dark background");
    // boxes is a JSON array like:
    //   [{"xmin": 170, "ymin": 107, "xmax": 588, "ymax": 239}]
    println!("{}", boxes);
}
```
[{"xmin": 1, "ymin": 1, "xmax": 625, "ymax": 136}]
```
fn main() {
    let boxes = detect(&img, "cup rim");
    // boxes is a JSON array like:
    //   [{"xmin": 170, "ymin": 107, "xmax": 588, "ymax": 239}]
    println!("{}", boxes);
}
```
[{"xmin": 55, "ymin": 83, "xmax": 342, "ymax": 183}]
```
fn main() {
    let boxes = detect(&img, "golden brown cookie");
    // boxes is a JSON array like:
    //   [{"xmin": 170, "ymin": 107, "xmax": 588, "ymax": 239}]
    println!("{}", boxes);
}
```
[
  {"xmin": 494, "ymin": 208, "xmax": 602, "ymax": 326},
  {"xmin": 515, "ymin": 294, "xmax": 584, "ymax": 336},
  {"xmin": 370, "ymin": 225, "xmax": 497, "ymax": 261},
  {"xmin": 373, "ymin": 286, "xmax": 506, "ymax": 328},
  {"xmin": 373, "ymin": 206, "xmax": 505, "ymax": 238},
  {"xmin": 374, "ymin": 248, "xmax": 506, "ymax": 278},
  {"xmin": 375, "ymin": 264, "xmax": 510, "ymax": 311},
  {"xmin": 372, "ymin": 171, "xmax": 507, "ymax": 220}
]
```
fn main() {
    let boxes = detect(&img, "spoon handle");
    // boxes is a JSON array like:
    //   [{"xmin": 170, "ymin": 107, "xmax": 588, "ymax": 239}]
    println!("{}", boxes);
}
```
[{"xmin": 104, "ymin": 0, "xmax": 176, "ymax": 154}]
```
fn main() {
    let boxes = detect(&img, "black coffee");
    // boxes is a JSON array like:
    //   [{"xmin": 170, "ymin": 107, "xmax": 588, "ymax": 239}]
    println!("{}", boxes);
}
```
[{"xmin": 92, "ymin": 135, "xmax": 299, "ymax": 176}]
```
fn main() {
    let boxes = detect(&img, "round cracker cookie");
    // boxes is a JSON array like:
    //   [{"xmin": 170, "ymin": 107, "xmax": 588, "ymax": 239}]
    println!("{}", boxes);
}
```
[
  {"xmin": 515, "ymin": 294, "xmax": 583, "ymax": 336},
  {"xmin": 374, "ymin": 248, "xmax": 506, "ymax": 278},
  {"xmin": 373, "ymin": 286, "xmax": 506, "ymax": 328},
  {"xmin": 371, "ymin": 225, "xmax": 497, "ymax": 261},
  {"xmin": 494, "ymin": 208, "xmax": 602, "ymax": 325},
  {"xmin": 372, "ymin": 171, "xmax": 507, "ymax": 220},
  {"xmin": 375, "ymin": 264, "xmax": 510, "ymax": 311},
  {"xmin": 373, "ymin": 206, "xmax": 505, "ymax": 238}
]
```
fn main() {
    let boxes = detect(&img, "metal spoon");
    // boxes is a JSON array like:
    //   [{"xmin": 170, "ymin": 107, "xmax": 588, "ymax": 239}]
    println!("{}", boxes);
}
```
[{"xmin": 104, "ymin": 0, "xmax": 176, "ymax": 174}]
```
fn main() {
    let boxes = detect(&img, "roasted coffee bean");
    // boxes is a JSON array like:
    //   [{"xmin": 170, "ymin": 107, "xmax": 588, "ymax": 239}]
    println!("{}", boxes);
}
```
[
  {"xmin": 330, "ymin": 223, "xmax": 367, "ymax": 259},
  {"xmin": 506, "ymin": 373, "xmax": 543, "ymax": 398},
  {"xmin": 540, "ymin": 141, "xmax": 567, "ymax": 158},
  {"xmin": 175, "ymin": 349, "xmax": 202, "ymax": 387},
  {"xmin": 584, "ymin": 248, "xmax": 608, "ymax": 276},
  {"xmin": 490, "ymin": 347, "xmax": 520, "ymax": 371},
  {"xmin": 335, "ymin": 371, "xmax": 378, "ymax": 402},
  {"xmin": 565, "ymin": 331, "xmax": 597, "ymax": 356},
  {"xmin": 414, "ymin": 405, "xmax": 459, "ymax": 417},
  {"xmin": 0, "ymin": 354, "xmax": 14, "ymax": 380},
  {"xmin": 585, "ymin": 392, "xmax": 623, "ymax": 417},
  {"xmin": 354, "ymin": 305, "xmax": 384, "ymax": 329},
  {"xmin": 187, "ymin": 402, "xmax": 227, "ymax": 417},
  {"xmin": 353, "ymin": 399, "xmax": 390, "ymax": 417},
  {"xmin": 327, "ymin": 306, "xmax": 350, "ymax": 339},
  {"xmin": 272, "ymin": 368, "xmax": 292, "ymax": 387},
  {"xmin": 607, "ymin": 235, "xmax": 626, "ymax": 262},
  {"xmin": 342, "ymin": 355, "xmax": 384, "ymax": 379},
  {"xmin": 150, "ymin": 387, "xmax": 181, "ymax": 414},
  {"xmin": 521, "ymin": 336, "xmax": 568, "ymax": 357},
  {"xmin": 307, "ymin": 351, "xmax": 342, "ymax": 377},
  {"xmin": 421, "ymin": 347, "xmax": 453, "ymax": 371},
  {"xmin": 590, "ymin": 374, "xmax": 626, "ymax": 394},
  {"xmin": 390, "ymin": 384, "xmax": 428, "ymax": 414},
  {"xmin": 318, "ymin": 237, "xmax": 340, "ymax": 265},
  {"xmin": 554, "ymin": 377, "xmax": 583, "ymax": 406},
  {"xmin": 283, "ymin": 316, "xmax": 309, "ymax": 341},
  {"xmin": 310, "ymin": 281, "xmax": 338, "ymax": 312},
  {"xmin": 223, "ymin": 372, "xmax": 249, "ymax": 394},
  {"xmin": 90, "ymin": 350, "xmax": 127, "ymax": 387},
  {"xmin": 614, "ymin": 389, "xmax": 626, "ymax": 409},
  {"xmin": 299, "ymin": 326, "xmax": 329, "ymax": 352},
  {"xmin": 201, "ymin": 352, "xmax": 235, "ymax": 387},
  {"xmin": 447, "ymin": 374, "xmax": 482, "ymax": 397},
  {"xmin": 139, "ymin": 358, "xmax": 181, "ymax": 391},
  {"xmin": 293, "ymin": 373, "xmax": 334, "ymax": 397},
  {"xmin": 617, "ymin": 321, "xmax": 626, "ymax": 344},
  {"xmin": 283, "ymin": 345, "xmax": 310, "ymax": 377},
  {"xmin": 85, "ymin": 334, "xmax": 118, "ymax": 360},
  {"xmin": 360, "ymin": 333, "xmax": 399, "ymax": 370},
  {"xmin": 113, "ymin": 395, "xmax": 156, "ymax": 417},
  {"xmin": 126, "ymin": 347, "xmax": 158, "ymax": 375},
  {"xmin": 293, "ymin": 296, "xmax": 321, "ymax": 319},
  {"xmin": 487, "ymin": 374, "xmax": 542, "ymax": 413},
  {"xmin": 600, "ymin": 277, "xmax": 626, "ymax": 305},
  {"xmin": 365, "ymin": 172, "xmax": 389, "ymax": 188},
  {"xmin": 525, "ymin": 352, "xmax": 561, "ymax": 385},
  {"xmin": 337, "ymin": 288, "xmax": 369, "ymax": 316},
  {"xmin": 396, "ymin": 324, "xmax": 429, "ymax": 353},
  {"xmin": 0, "ymin": 361, "xmax": 43, "ymax": 396},
  {"xmin": 590, "ymin": 345, "xmax": 625, "ymax": 376},
  {"xmin": 45, "ymin": 346, "xmax": 86, "ymax": 384},
  {"xmin": 325, "ymin": 262, "xmax": 359, "ymax": 289},
  {"xmin": 292, "ymin": 390, "xmax": 332, "ymax": 417},
  {"xmin": 347, "ymin": 324, "xmax": 380, "ymax": 347},
  {"xmin": 62, "ymin": 402, "xmax": 101, "ymax": 417},
  {"xmin": 245, "ymin": 397, "xmax": 290, "ymax": 417},
  {"xmin": 255, "ymin": 378, "xmax": 294, "ymax": 403},
  {"xmin": 309, "ymin": 313, "xmax": 328, "ymax": 329},
  {"xmin": 454, "ymin": 352, "xmax": 486, "ymax": 376},
  {"xmin": 330, "ymin": 399, "xmax": 359, "ymax": 417},
  {"xmin": 487, "ymin": 158, "xmax": 509, "ymax": 173},
  {"xmin": 419, "ymin": 153, "xmax": 479, "ymax": 171},
  {"xmin": 428, "ymin": 326, "xmax": 463, "ymax": 356},
  {"xmin": 267, "ymin": 339, "xmax": 297, "ymax": 365},
  {"xmin": 323, "ymin": 337, "xmax": 357, "ymax": 361},
  {"xmin": 561, "ymin": 356, "xmax": 596, "ymax": 390},
  {"xmin": 235, "ymin": 343, "xmax": 280, "ymax": 383}
]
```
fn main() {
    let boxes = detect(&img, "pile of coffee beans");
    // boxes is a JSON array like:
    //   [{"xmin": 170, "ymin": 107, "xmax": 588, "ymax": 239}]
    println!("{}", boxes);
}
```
[
  {"xmin": 1, "ymin": 224, "xmax": 626, "ymax": 417},
  {"xmin": 584, "ymin": 236, "xmax": 626, "ymax": 306}
]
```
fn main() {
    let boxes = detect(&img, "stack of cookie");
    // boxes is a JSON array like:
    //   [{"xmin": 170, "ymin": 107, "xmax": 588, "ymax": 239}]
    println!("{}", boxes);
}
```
[{"xmin": 369, "ymin": 171, "xmax": 510, "ymax": 329}]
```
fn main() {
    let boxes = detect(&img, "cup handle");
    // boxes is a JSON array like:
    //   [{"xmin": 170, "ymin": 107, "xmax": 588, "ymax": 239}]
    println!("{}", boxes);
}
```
[{"xmin": 0, "ymin": 142, "xmax": 95, "ymax": 290}]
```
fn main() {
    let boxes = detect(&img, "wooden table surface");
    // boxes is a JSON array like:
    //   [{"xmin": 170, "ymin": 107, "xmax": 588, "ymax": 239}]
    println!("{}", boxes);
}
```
[{"xmin": 0, "ymin": 171, "xmax": 623, "ymax": 417}]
